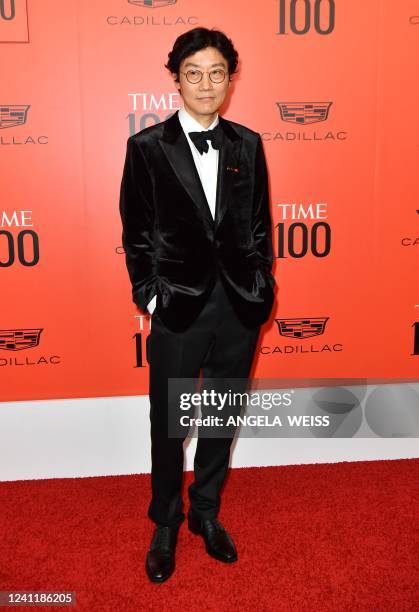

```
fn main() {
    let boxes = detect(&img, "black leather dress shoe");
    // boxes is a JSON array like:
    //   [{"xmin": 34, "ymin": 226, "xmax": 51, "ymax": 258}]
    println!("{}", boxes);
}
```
[
  {"xmin": 145, "ymin": 524, "xmax": 180, "ymax": 583},
  {"xmin": 188, "ymin": 511, "xmax": 238, "ymax": 563}
]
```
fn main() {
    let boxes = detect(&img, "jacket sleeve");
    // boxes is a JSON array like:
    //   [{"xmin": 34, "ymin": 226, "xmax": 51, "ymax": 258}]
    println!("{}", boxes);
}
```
[
  {"xmin": 119, "ymin": 136, "xmax": 157, "ymax": 313},
  {"xmin": 252, "ymin": 134, "xmax": 275, "ymax": 287}
]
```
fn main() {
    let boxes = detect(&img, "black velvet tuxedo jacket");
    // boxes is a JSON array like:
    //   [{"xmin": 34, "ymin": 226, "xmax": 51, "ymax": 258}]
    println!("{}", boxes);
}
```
[{"xmin": 119, "ymin": 110, "xmax": 276, "ymax": 332}]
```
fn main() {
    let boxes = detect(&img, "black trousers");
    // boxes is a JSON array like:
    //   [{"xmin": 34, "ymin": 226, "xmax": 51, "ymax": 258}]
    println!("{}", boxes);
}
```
[{"xmin": 147, "ymin": 274, "xmax": 260, "ymax": 528}]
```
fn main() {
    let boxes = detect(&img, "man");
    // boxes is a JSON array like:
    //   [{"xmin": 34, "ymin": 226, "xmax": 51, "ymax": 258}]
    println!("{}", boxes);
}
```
[{"xmin": 119, "ymin": 27, "xmax": 276, "ymax": 583}]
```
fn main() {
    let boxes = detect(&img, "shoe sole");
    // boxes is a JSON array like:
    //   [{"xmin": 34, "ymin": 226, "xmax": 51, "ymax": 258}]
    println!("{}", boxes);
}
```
[{"xmin": 188, "ymin": 521, "xmax": 238, "ymax": 563}]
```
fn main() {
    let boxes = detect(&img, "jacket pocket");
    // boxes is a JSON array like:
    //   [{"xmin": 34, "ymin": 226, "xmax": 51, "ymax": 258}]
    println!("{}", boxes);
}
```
[{"xmin": 156, "ymin": 256, "xmax": 184, "ymax": 264}]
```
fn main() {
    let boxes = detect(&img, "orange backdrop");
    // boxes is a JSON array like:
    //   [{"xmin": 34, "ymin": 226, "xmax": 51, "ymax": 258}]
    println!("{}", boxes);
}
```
[{"xmin": 1, "ymin": 0, "xmax": 418, "ymax": 401}]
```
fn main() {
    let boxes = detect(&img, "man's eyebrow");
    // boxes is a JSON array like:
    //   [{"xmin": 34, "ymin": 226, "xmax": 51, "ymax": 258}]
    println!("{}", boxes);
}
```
[{"xmin": 183, "ymin": 62, "xmax": 226, "ymax": 68}]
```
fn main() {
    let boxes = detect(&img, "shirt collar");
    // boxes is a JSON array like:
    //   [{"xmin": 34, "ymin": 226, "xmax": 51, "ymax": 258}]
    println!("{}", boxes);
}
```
[{"xmin": 178, "ymin": 106, "xmax": 219, "ymax": 134}]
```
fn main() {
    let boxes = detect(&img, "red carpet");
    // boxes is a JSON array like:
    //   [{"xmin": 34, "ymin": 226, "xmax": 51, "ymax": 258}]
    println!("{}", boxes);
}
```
[{"xmin": 0, "ymin": 459, "xmax": 418, "ymax": 611}]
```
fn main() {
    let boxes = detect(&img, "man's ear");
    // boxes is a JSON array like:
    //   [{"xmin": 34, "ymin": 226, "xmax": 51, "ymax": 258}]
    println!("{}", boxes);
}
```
[{"xmin": 172, "ymin": 72, "xmax": 180, "ymax": 90}]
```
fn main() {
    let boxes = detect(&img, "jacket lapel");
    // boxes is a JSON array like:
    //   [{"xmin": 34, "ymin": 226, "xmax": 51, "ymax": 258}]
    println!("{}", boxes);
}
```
[
  {"xmin": 158, "ymin": 110, "xmax": 242, "ymax": 234},
  {"xmin": 214, "ymin": 116, "xmax": 242, "ymax": 230}
]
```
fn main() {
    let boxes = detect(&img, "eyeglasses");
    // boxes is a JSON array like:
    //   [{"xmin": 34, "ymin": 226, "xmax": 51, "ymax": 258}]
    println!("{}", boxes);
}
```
[{"xmin": 179, "ymin": 69, "xmax": 227, "ymax": 84}]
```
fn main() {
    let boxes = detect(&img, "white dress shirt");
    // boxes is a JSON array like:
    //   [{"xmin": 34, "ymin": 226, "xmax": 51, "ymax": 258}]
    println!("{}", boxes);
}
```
[{"xmin": 147, "ymin": 106, "xmax": 220, "ymax": 315}]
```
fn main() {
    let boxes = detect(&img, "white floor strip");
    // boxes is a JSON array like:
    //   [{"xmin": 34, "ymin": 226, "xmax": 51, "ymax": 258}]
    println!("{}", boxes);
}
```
[{"xmin": 0, "ymin": 385, "xmax": 418, "ymax": 482}]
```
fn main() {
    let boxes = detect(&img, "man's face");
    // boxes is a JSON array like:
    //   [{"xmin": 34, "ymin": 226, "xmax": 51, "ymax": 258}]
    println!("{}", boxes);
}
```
[{"xmin": 173, "ymin": 46, "xmax": 231, "ymax": 123}]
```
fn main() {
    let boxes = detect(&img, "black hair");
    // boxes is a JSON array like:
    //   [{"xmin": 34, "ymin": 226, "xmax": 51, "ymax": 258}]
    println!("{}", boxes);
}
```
[{"xmin": 165, "ymin": 27, "xmax": 239, "ymax": 82}]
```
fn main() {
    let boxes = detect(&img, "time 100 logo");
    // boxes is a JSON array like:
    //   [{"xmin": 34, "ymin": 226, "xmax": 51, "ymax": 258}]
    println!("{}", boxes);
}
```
[
  {"xmin": 278, "ymin": 0, "xmax": 335, "ymax": 35},
  {"xmin": 0, "ymin": 0, "xmax": 15, "ymax": 20}
]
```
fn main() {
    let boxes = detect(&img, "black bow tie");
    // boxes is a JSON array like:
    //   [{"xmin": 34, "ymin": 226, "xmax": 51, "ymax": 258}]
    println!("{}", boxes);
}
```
[{"xmin": 188, "ymin": 124, "xmax": 223, "ymax": 155}]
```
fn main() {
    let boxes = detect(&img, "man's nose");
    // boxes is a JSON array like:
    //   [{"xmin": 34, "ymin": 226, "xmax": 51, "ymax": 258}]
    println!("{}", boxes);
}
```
[{"xmin": 199, "ymin": 72, "xmax": 213, "ymax": 89}]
